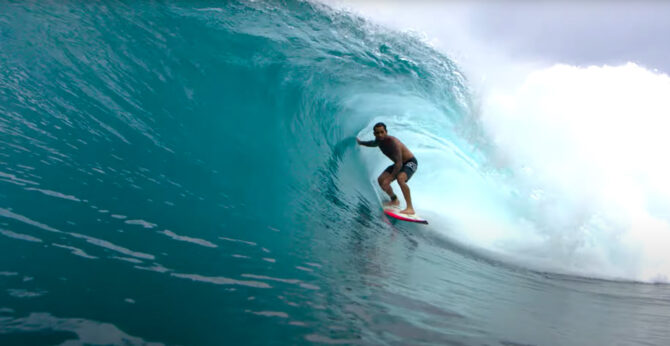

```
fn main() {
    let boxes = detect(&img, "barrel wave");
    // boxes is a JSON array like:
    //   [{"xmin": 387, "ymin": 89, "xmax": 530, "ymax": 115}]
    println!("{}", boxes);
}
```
[{"xmin": 3, "ymin": 1, "xmax": 670, "ymax": 345}]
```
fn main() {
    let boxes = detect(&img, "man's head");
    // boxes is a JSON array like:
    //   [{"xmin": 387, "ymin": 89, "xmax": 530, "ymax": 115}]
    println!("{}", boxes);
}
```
[{"xmin": 373, "ymin": 122, "xmax": 388, "ymax": 141}]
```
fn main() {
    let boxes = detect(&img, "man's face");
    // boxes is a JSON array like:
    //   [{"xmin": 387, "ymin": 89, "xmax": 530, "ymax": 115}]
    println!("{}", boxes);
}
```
[{"xmin": 373, "ymin": 126, "xmax": 387, "ymax": 141}]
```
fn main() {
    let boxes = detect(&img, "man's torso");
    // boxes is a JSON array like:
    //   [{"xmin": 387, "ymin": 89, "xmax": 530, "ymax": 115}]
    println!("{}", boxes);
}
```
[{"xmin": 379, "ymin": 136, "xmax": 414, "ymax": 163}]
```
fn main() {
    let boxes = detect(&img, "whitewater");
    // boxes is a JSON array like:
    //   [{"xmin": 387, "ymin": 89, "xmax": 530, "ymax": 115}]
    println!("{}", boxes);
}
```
[{"xmin": 2, "ymin": 1, "xmax": 670, "ymax": 345}]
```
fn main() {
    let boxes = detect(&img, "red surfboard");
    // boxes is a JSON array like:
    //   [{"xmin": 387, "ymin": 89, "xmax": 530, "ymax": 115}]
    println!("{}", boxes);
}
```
[{"xmin": 383, "ymin": 206, "xmax": 428, "ymax": 224}]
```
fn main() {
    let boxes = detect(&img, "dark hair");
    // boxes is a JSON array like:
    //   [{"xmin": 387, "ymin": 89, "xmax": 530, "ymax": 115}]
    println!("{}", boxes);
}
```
[{"xmin": 373, "ymin": 122, "xmax": 387, "ymax": 131}]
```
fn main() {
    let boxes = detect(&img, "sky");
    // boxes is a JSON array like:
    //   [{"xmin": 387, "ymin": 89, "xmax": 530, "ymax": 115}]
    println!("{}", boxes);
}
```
[{"xmin": 322, "ymin": 1, "xmax": 670, "ymax": 77}]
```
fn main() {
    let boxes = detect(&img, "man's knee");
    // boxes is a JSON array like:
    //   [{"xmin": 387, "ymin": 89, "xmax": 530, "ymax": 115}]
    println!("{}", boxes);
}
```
[
  {"xmin": 378, "ymin": 174, "xmax": 391, "ymax": 185},
  {"xmin": 397, "ymin": 174, "xmax": 408, "ymax": 186},
  {"xmin": 379, "ymin": 180, "xmax": 390, "ymax": 190}
]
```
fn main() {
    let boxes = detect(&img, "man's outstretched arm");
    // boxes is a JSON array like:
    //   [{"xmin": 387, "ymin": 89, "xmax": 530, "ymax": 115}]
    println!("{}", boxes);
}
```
[{"xmin": 356, "ymin": 138, "xmax": 378, "ymax": 147}]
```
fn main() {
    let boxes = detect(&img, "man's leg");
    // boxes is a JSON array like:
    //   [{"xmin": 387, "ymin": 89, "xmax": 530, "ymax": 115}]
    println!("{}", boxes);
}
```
[
  {"xmin": 396, "ymin": 172, "xmax": 415, "ymax": 215},
  {"xmin": 378, "ymin": 171, "xmax": 399, "ymax": 206}
]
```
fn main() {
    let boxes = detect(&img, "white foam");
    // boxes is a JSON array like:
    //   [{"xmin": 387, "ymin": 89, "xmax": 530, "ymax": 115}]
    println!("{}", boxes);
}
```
[
  {"xmin": 477, "ymin": 63, "xmax": 670, "ymax": 282},
  {"xmin": 0, "ymin": 229, "xmax": 43, "ymax": 243},
  {"xmin": 160, "ymin": 230, "xmax": 218, "ymax": 248}
]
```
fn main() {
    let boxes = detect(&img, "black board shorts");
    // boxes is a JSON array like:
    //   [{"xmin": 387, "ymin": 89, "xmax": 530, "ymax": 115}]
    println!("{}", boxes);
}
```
[{"xmin": 384, "ymin": 157, "xmax": 418, "ymax": 181}]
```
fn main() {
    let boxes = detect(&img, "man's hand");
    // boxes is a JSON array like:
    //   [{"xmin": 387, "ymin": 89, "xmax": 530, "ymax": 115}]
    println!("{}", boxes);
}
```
[{"xmin": 356, "ymin": 138, "xmax": 362, "ymax": 145}]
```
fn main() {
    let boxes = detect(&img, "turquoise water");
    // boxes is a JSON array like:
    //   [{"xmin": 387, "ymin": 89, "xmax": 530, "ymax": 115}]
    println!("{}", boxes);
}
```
[{"xmin": 2, "ymin": 1, "xmax": 670, "ymax": 345}]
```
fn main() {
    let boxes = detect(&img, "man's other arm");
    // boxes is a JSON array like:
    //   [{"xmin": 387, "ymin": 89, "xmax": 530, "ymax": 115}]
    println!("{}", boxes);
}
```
[
  {"xmin": 356, "ymin": 138, "xmax": 378, "ymax": 147},
  {"xmin": 388, "ymin": 140, "xmax": 403, "ymax": 178}
]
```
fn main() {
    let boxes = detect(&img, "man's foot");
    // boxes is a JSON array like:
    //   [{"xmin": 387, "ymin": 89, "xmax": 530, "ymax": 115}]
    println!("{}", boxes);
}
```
[
  {"xmin": 383, "ymin": 200, "xmax": 400, "ymax": 208},
  {"xmin": 399, "ymin": 208, "xmax": 415, "ymax": 215}
]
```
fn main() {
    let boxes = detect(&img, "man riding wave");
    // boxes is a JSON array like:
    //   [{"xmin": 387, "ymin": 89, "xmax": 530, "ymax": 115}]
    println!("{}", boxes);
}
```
[{"xmin": 357, "ymin": 122, "xmax": 418, "ymax": 215}]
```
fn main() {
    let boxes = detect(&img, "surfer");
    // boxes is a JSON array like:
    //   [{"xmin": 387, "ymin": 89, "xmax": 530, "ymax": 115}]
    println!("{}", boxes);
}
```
[{"xmin": 357, "ymin": 122, "xmax": 418, "ymax": 215}]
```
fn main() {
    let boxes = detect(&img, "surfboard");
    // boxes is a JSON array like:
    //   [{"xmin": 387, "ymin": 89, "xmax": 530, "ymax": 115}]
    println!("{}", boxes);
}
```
[{"xmin": 383, "ymin": 206, "xmax": 428, "ymax": 224}]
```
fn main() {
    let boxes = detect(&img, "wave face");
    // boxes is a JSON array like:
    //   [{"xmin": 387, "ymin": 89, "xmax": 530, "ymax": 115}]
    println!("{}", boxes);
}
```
[{"xmin": 3, "ymin": 1, "xmax": 670, "ymax": 345}]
